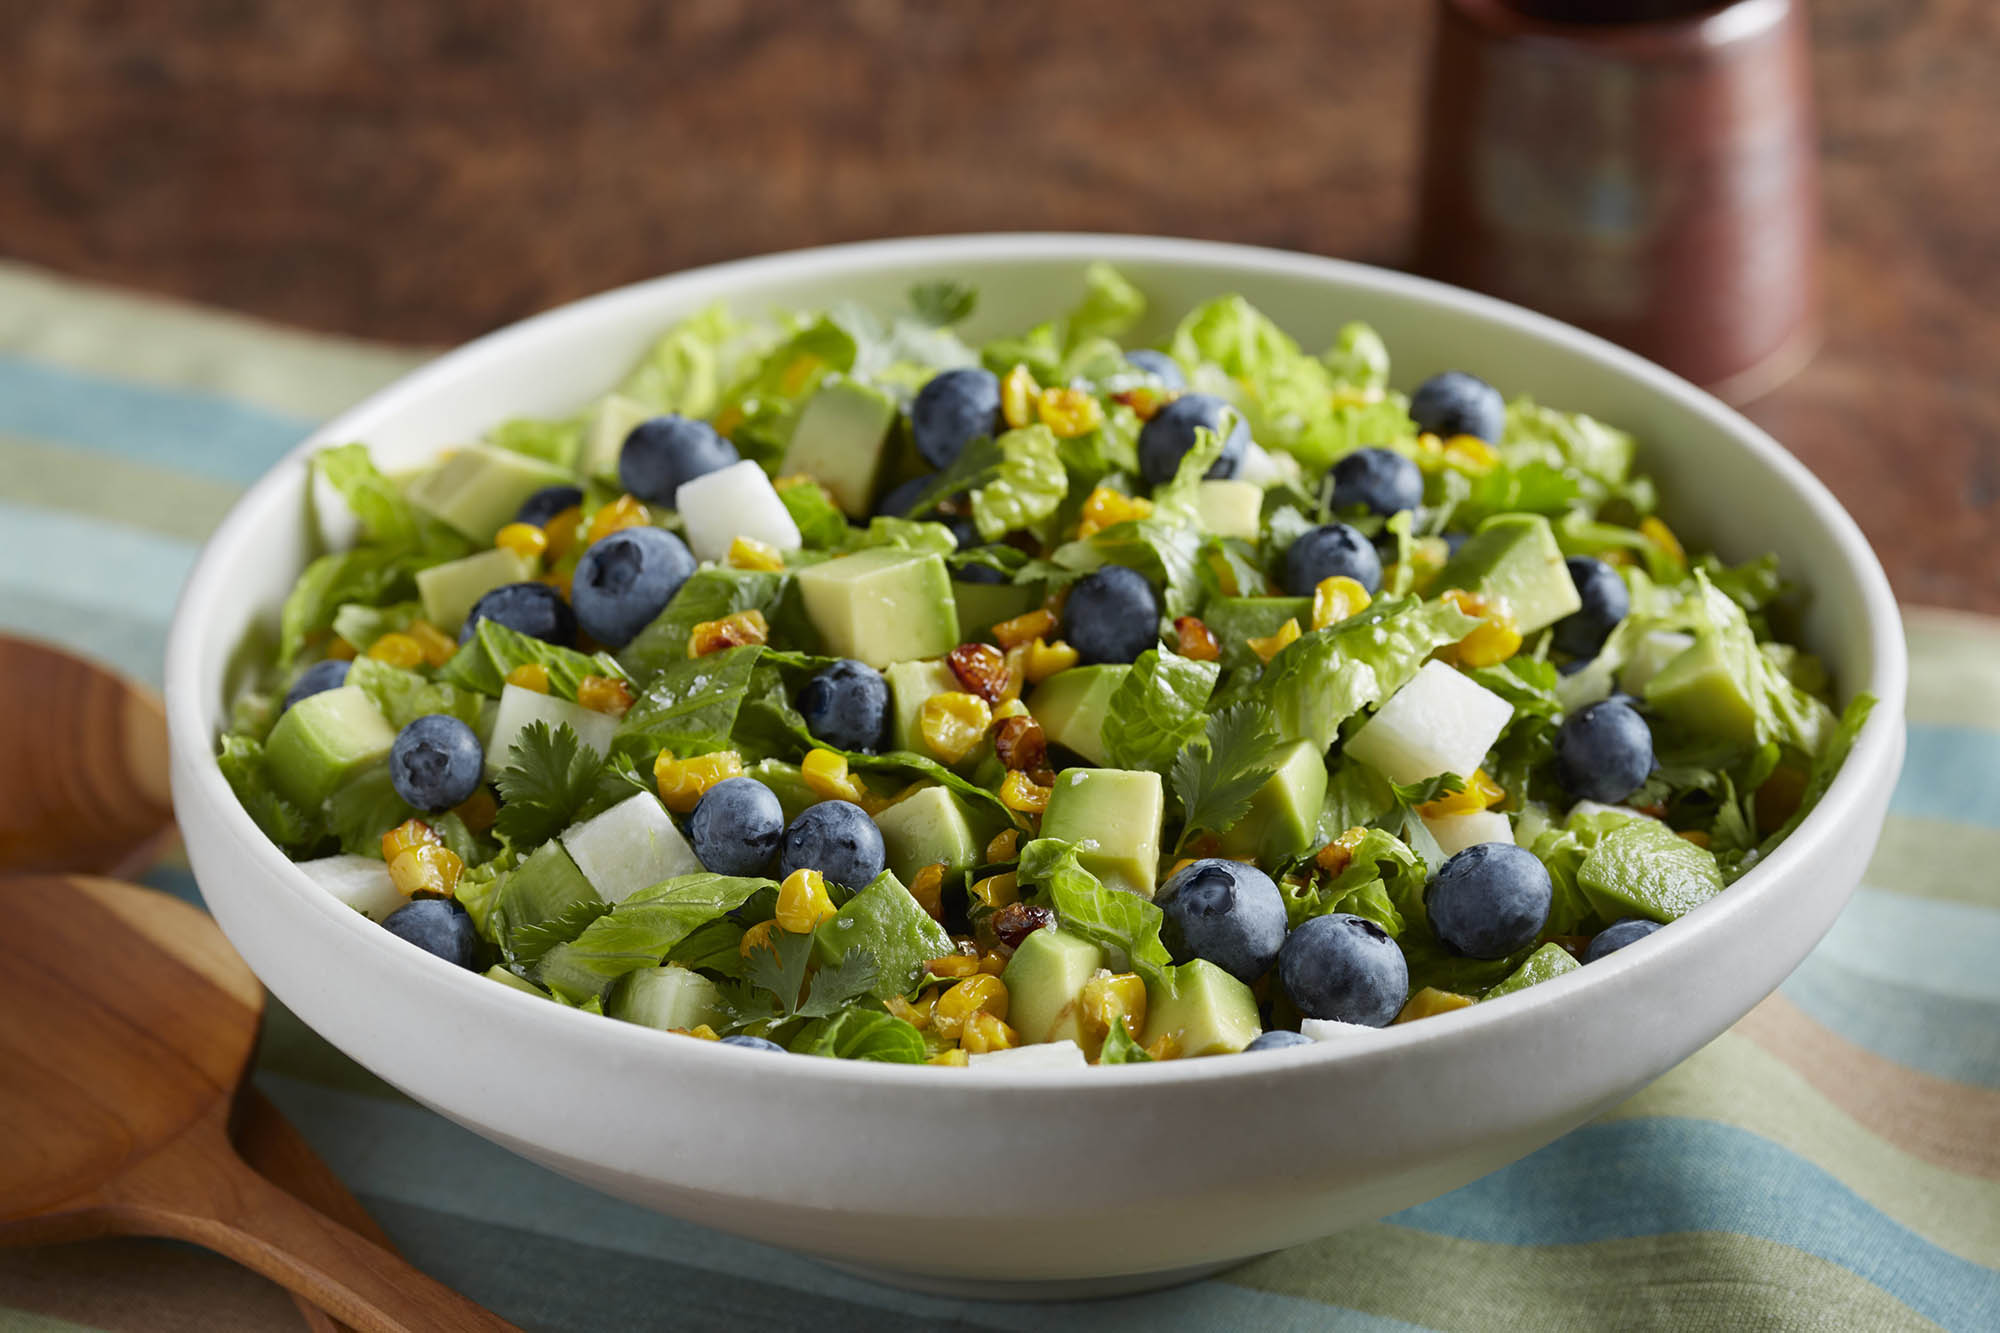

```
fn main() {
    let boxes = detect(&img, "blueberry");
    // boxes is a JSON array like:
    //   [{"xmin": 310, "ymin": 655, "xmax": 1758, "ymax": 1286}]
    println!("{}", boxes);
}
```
[
  {"xmin": 1061, "ymin": 565, "xmax": 1159, "ymax": 665},
  {"xmin": 1551, "ymin": 557, "xmax": 1630, "ymax": 660},
  {"xmin": 570, "ymin": 526, "xmax": 696, "ymax": 649},
  {"xmin": 876, "ymin": 475, "xmax": 935, "ymax": 518},
  {"xmin": 1277, "ymin": 913, "xmax": 1410, "ymax": 1027},
  {"xmin": 941, "ymin": 514, "xmax": 983, "ymax": 552},
  {"xmin": 719, "ymin": 1034, "xmax": 787, "ymax": 1052},
  {"xmin": 619, "ymin": 414, "xmax": 740, "ymax": 506},
  {"xmin": 1444, "ymin": 531, "xmax": 1470, "ymax": 557},
  {"xmin": 1137, "ymin": 393, "xmax": 1250, "ymax": 486},
  {"xmin": 1583, "ymin": 917, "xmax": 1663, "ymax": 963},
  {"xmin": 1410, "ymin": 371, "xmax": 1505, "ymax": 443},
  {"xmin": 513, "ymin": 484, "xmax": 585, "ymax": 529},
  {"xmin": 955, "ymin": 558, "xmax": 1007, "ymax": 586},
  {"xmin": 382, "ymin": 898, "xmax": 479, "ymax": 969},
  {"xmin": 283, "ymin": 659, "xmax": 350, "ymax": 712},
  {"xmin": 1425, "ymin": 842, "xmax": 1552, "ymax": 960},
  {"xmin": 779, "ymin": 800, "xmax": 886, "ymax": 889},
  {"xmin": 798, "ymin": 659, "xmax": 891, "ymax": 753},
  {"xmin": 910, "ymin": 368, "xmax": 1002, "ymax": 469},
  {"xmin": 388, "ymin": 714, "xmax": 485, "ymax": 813},
  {"xmin": 460, "ymin": 581, "xmax": 578, "ymax": 647},
  {"xmin": 1329, "ymin": 447, "xmax": 1424, "ymax": 517},
  {"xmin": 1160, "ymin": 859, "xmax": 1288, "ymax": 984},
  {"xmin": 1554, "ymin": 699, "xmax": 1655, "ymax": 803},
  {"xmin": 688, "ymin": 777, "xmax": 785, "ymax": 877},
  {"xmin": 1126, "ymin": 348, "xmax": 1187, "ymax": 388},
  {"xmin": 1283, "ymin": 523, "xmax": 1382, "ymax": 597},
  {"xmin": 1243, "ymin": 1029, "xmax": 1316, "ymax": 1052}
]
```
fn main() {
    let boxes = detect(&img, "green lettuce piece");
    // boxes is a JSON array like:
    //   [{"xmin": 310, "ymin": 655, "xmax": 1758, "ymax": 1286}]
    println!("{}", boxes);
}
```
[
  {"xmin": 314, "ymin": 443, "xmax": 421, "ymax": 547},
  {"xmin": 1323, "ymin": 321, "xmax": 1390, "ymax": 392},
  {"xmin": 1102, "ymin": 648, "xmax": 1219, "ymax": 775},
  {"xmin": 1318, "ymin": 762, "xmax": 1397, "ymax": 841},
  {"xmin": 1483, "ymin": 942, "xmax": 1580, "ymax": 1000},
  {"xmin": 344, "ymin": 656, "xmax": 483, "ymax": 729},
  {"xmin": 619, "ymin": 569, "xmax": 788, "ymax": 677},
  {"xmin": 1576, "ymin": 818, "xmax": 1725, "ymax": 924},
  {"xmin": 1064, "ymin": 262, "xmax": 1146, "ymax": 349},
  {"xmin": 908, "ymin": 279, "xmax": 977, "ymax": 327},
  {"xmin": 616, "ymin": 303, "xmax": 752, "ymax": 418},
  {"xmin": 1280, "ymin": 827, "xmax": 1426, "ymax": 933},
  {"xmin": 788, "ymin": 1008, "xmax": 927, "ymax": 1063},
  {"xmin": 535, "ymin": 873, "xmax": 775, "ymax": 1002},
  {"xmin": 614, "ymin": 644, "xmax": 765, "ymax": 759},
  {"xmin": 1149, "ymin": 424, "xmax": 1231, "ymax": 521},
  {"xmin": 1049, "ymin": 517, "xmax": 1202, "ymax": 618},
  {"xmin": 1255, "ymin": 595, "xmax": 1481, "ymax": 751},
  {"xmin": 218, "ymin": 733, "xmax": 323, "ymax": 851},
  {"xmin": 454, "ymin": 857, "xmax": 511, "ymax": 941},
  {"xmin": 1502, "ymin": 398, "xmax": 1637, "ymax": 488},
  {"xmin": 1170, "ymin": 295, "xmax": 1331, "ymax": 456},
  {"xmin": 1097, "ymin": 1021, "xmax": 1153, "ymax": 1064},
  {"xmin": 278, "ymin": 547, "xmax": 415, "ymax": 668},
  {"xmin": 330, "ymin": 600, "xmax": 423, "ymax": 653},
  {"xmin": 842, "ymin": 516, "xmax": 958, "ymax": 556},
  {"xmin": 980, "ymin": 323, "xmax": 1062, "ymax": 381},
  {"xmin": 1017, "ymin": 838, "xmax": 1172, "ymax": 987},
  {"xmin": 777, "ymin": 479, "xmax": 851, "ymax": 548},
  {"xmin": 970, "ymin": 425, "xmax": 1067, "ymax": 542},
  {"xmin": 712, "ymin": 315, "xmax": 862, "ymax": 465},
  {"xmin": 813, "ymin": 871, "xmax": 954, "ymax": 998},
  {"xmin": 485, "ymin": 416, "xmax": 582, "ymax": 471},
  {"xmin": 1754, "ymin": 693, "xmax": 1876, "ymax": 859},
  {"xmin": 439, "ymin": 618, "xmax": 629, "ymax": 701}
]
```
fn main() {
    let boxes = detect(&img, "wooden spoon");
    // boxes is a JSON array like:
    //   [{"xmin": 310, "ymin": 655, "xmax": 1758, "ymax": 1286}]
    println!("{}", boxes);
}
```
[{"xmin": 0, "ymin": 874, "xmax": 519, "ymax": 1333}]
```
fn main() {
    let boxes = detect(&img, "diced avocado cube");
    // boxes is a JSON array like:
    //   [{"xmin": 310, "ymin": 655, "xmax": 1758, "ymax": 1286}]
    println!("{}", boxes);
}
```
[
  {"xmin": 484, "ymin": 964, "xmax": 551, "ymax": 998},
  {"xmin": 953, "ymin": 580, "xmax": 1040, "ymax": 645},
  {"xmin": 781, "ymin": 376, "xmax": 900, "ymax": 517},
  {"xmin": 811, "ymin": 871, "xmax": 953, "ymax": 994},
  {"xmin": 607, "ymin": 964, "xmax": 730, "ymax": 1031},
  {"xmin": 580, "ymin": 394, "xmax": 651, "ymax": 483},
  {"xmin": 1432, "ymin": 513, "xmax": 1582, "ymax": 633},
  {"xmin": 1002, "ymin": 928, "xmax": 1107, "ymax": 1045},
  {"xmin": 414, "ymin": 546, "xmax": 537, "ymax": 634},
  {"xmin": 1193, "ymin": 479, "xmax": 1263, "ymax": 541},
  {"xmin": 1643, "ymin": 634, "xmax": 1758, "ymax": 747},
  {"xmin": 1217, "ymin": 739, "xmax": 1328, "ymax": 865},
  {"xmin": 1421, "ymin": 808, "xmax": 1514, "ymax": 859},
  {"xmin": 1394, "ymin": 986, "xmax": 1476, "ymax": 1023},
  {"xmin": 873, "ymin": 785, "xmax": 982, "ymax": 883},
  {"xmin": 1026, "ymin": 664, "xmax": 1129, "ymax": 767},
  {"xmin": 1618, "ymin": 630, "xmax": 1696, "ymax": 696},
  {"xmin": 495, "ymin": 839, "xmax": 600, "ymax": 932},
  {"xmin": 406, "ymin": 442, "xmax": 575, "ymax": 543},
  {"xmin": 1344, "ymin": 660, "xmax": 1514, "ymax": 785},
  {"xmin": 484, "ymin": 684, "xmax": 619, "ymax": 779},
  {"xmin": 1142, "ymin": 959, "xmax": 1262, "ymax": 1057},
  {"xmin": 264, "ymin": 685, "xmax": 397, "ymax": 808},
  {"xmin": 1040, "ymin": 767, "xmax": 1165, "ymax": 899},
  {"xmin": 885, "ymin": 658, "xmax": 962, "ymax": 753},
  {"xmin": 1483, "ymin": 943, "xmax": 1579, "ymax": 1000},
  {"xmin": 794, "ymin": 549, "xmax": 959, "ymax": 668},
  {"xmin": 746, "ymin": 758, "xmax": 816, "ymax": 822},
  {"xmin": 296, "ymin": 853, "xmax": 405, "ymax": 922},
  {"xmin": 559, "ymin": 792, "xmax": 703, "ymax": 903},
  {"xmin": 675, "ymin": 459, "xmax": 804, "ymax": 563}
]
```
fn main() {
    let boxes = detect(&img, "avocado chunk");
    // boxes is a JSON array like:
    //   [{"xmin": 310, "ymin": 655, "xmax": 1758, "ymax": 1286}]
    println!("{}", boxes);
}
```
[
  {"xmin": 953, "ymin": 580, "xmax": 1040, "ymax": 645},
  {"xmin": 745, "ymin": 758, "xmax": 816, "ymax": 822},
  {"xmin": 607, "ymin": 964, "xmax": 730, "ymax": 1031},
  {"xmin": 406, "ymin": 442, "xmax": 576, "ymax": 543},
  {"xmin": 579, "ymin": 394, "xmax": 651, "ymax": 483},
  {"xmin": 1142, "ymin": 959, "xmax": 1262, "ymax": 1057},
  {"xmin": 1002, "ymin": 928, "xmax": 1106, "ymax": 1045},
  {"xmin": 1216, "ymin": 739, "xmax": 1328, "ymax": 864},
  {"xmin": 793, "ymin": 549, "xmax": 959, "ymax": 668},
  {"xmin": 1432, "ymin": 513, "xmax": 1582, "ymax": 633},
  {"xmin": 1040, "ymin": 767, "xmax": 1165, "ymax": 899},
  {"xmin": 1026, "ymin": 664, "xmax": 1129, "ymax": 767},
  {"xmin": 1643, "ymin": 634, "xmax": 1758, "ymax": 747},
  {"xmin": 414, "ymin": 546, "xmax": 538, "ymax": 634},
  {"xmin": 1194, "ymin": 479, "xmax": 1263, "ymax": 541},
  {"xmin": 264, "ymin": 685, "xmax": 397, "ymax": 808},
  {"xmin": 873, "ymin": 785, "xmax": 983, "ymax": 883},
  {"xmin": 884, "ymin": 658, "xmax": 962, "ymax": 753},
  {"xmin": 811, "ymin": 871, "xmax": 953, "ymax": 995},
  {"xmin": 494, "ymin": 839, "xmax": 600, "ymax": 935},
  {"xmin": 484, "ymin": 684, "xmax": 620, "ymax": 779},
  {"xmin": 1483, "ymin": 943, "xmax": 1579, "ymax": 1000},
  {"xmin": 781, "ymin": 376, "xmax": 900, "ymax": 517},
  {"xmin": 485, "ymin": 964, "xmax": 550, "ymax": 998}
]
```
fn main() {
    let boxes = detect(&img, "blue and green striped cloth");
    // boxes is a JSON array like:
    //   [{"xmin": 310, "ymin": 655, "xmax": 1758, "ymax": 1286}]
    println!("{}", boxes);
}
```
[{"xmin": 1, "ymin": 261, "xmax": 1993, "ymax": 1332}]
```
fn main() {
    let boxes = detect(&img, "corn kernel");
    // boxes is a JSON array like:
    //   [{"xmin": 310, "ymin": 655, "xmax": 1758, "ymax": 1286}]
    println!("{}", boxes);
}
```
[
  {"xmin": 541, "ymin": 505, "xmax": 584, "ymax": 560},
  {"xmin": 1415, "ymin": 432, "xmax": 1446, "ymax": 458},
  {"xmin": 884, "ymin": 994, "xmax": 931, "ymax": 1029},
  {"xmin": 933, "ymin": 974, "xmax": 1010, "ymax": 1038},
  {"xmin": 712, "ymin": 404, "xmax": 746, "ymax": 437},
  {"xmin": 584, "ymin": 495, "xmax": 650, "ymax": 548},
  {"xmin": 739, "ymin": 919, "xmax": 778, "ymax": 958},
  {"xmin": 908, "ymin": 863, "xmax": 948, "ymax": 922},
  {"xmin": 727, "ymin": 535, "xmax": 785, "ymax": 572},
  {"xmin": 1075, "ymin": 485, "xmax": 1153, "ymax": 540},
  {"xmin": 779, "ymin": 352, "xmax": 826, "ymax": 397},
  {"xmin": 366, "ymin": 632, "xmax": 425, "ymax": 669},
  {"xmin": 991, "ymin": 697, "xmax": 1029, "ymax": 723},
  {"xmin": 1442, "ymin": 435, "xmax": 1500, "ymax": 472},
  {"xmin": 577, "ymin": 674, "xmax": 634, "ymax": 717},
  {"xmin": 383, "ymin": 819, "xmax": 463, "ymax": 900},
  {"xmin": 1679, "ymin": 829, "xmax": 1713, "ymax": 848},
  {"xmin": 325, "ymin": 636, "xmax": 358, "ymax": 661},
  {"xmin": 506, "ymin": 662, "xmax": 551, "ymax": 693},
  {"xmin": 918, "ymin": 692, "xmax": 992, "ymax": 765},
  {"xmin": 1023, "ymin": 638, "xmax": 1079, "ymax": 683},
  {"xmin": 405, "ymin": 620, "xmax": 458, "ymax": 668},
  {"xmin": 978, "ymin": 950, "xmax": 1009, "ymax": 976},
  {"xmin": 1394, "ymin": 987, "xmax": 1476, "ymax": 1024},
  {"xmin": 1418, "ymin": 769, "xmax": 1506, "ymax": 818},
  {"xmin": 1456, "ymin": 613, "xmax": 1523, "ymax": 667},
  {"xmin": 1315, "ymin": 826, "xmax": 1368, "ymax": 875},
  {"xmin": 382, "ymin": 817, "xmax": 440, "ymax": 861},
  {"xmin": 998, "ymin": 770, "xmax": 1050, "ymax": 815},
  {"xmin": 1166, "ymin": 857, "xmax": 1198, "ymax": 881},
  {"xmin": 1081, "ymin": 972, "xmax": 1147, "ymax": 1052},
  {"xmin": 1173, "ymin": 616, "xmax": 1221, "ymax": 662},
  {"xmin": 1111, "ymin": 385, "xmax": 1173, "ymax": 420},
  {"xmin": 1440, "ymin": 587, "xmax": 1489, "ymax": 618},
  {"xmin": 1247, "ymin": 617, "xmax": 1301, "ymax": 665},
  {"xmin": 970, "ymin": 871, "xmax": 1019, "ymax": 912},
  {"xmin": 927, "ymin": 1047, "xmax": 969, "ymax": 1067},
  {"xmin": 775, "ymin": 867, "xmax": 838, "ymax": 933},
  {"xmin": 689, "ymin": 608, "xmax": 770, "ymax": 658},
  {"xmin": 1001, "ymin": 364, "xmax": 1039, "ymax": 429},
  {"xmin": 451, "ymin": 789, "xmax": 497, "ymax": 834},
  {"xmin": 1640, "ymin": 516, "xmax": 1686, "ymax": 563},
  {"xmin": 495, "ymin": 522, "xmax": 549, "ymax": 562},
  {"xmin": 654, "ymin": 749, "xmax": 744, "ymax": 812},
  {"xmin": 538, "ymin": 570, "xmax": 574, "ymax": 599},
  {"xmin": 993, "ymin": 608, "xmax": 1057, "ymax": 650},
  {"xmin": 985, "ymin": 829, "xmax": 1021, "ymax": 862},
  {"xmin": 1310, "ymin": 576, "xmax": 1374, "ymax": 631},
  {"xmin": 1037, "ymin": 386, "xmax": 1105, "ymax": 439},
  {"xmin": 959, "ymin": 1011, "xmax": 1018, "ymax": 1054},
  {"xmin": 1143, "ymin": 1032, "xmax": 1182, "ymax": 1061},
  {"xmin": 1205, "ymin": 550, "xmax": 1244, "ymax": 597},
  {"xmin": 801, "ymin": 749, "xmax": 867, "ymax": 804},
  {"xmin": 669, "ymin": 1023, "xmax": 721, "ymax": 1041},
  {"xmin": 926, "ymin": 953, "xmax": 980, "ymax": 979}
]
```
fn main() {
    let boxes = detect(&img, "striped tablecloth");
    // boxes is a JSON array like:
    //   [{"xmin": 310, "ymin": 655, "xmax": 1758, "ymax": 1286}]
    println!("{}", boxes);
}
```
[{"xmin": 1, "ymin": 260, "xmax": 1993, "ymax": 1333}]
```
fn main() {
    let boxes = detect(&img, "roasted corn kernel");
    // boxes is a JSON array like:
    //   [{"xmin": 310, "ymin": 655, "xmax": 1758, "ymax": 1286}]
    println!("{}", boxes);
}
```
[
  {"xmin": 1001, "ymin": 364, "xmax": 1039, "ymax": 429},
  {"xmin": 1640, "ymin": 516, "xmax": 1686, "ymax": 564},
  {"xmin": 883, "ymin": 994, "xmax": 931, "ymax": 1029},
  {"xmin": 925, "ymin": 952, "xmax": 981, "ymax": 980},
  {"xmin": 1315, "ymin": 826, "xmax": 1369, "ymax": 875},
  {"xmin": 383, "ymin": 819, "xmax": 463, "ymax": 899},
  {"xmin": 1310, "ymin": 576, "xmax": 1373, "ymax": 631},
  {"xmin": 779, "ymin": 352, "xmax": 826, "ymax": 397},
  {"xmin": 1037, "ymin": 386, "xmax": 1105, "ymax": 439},
  {"xmin": 933, "ymin": 974, "xmax": 1010, "ymax": 1038},
  {"xmin": 776, "ymin": 867, "xmax": 838, "ymax": 933},
  {"xmin": 1678, "ymin": 829, "xmax": 1713, "ymax": 848},
  {"xmin": 1143, "ymin": 1032, "xmax": 1182, "ymax": 1061},
  {"xmin": 1393, "ymin": 987, "xmax": 1476, "ymax": 1024},
  {"xmin": 958, "ymin": 1011, "xmax": 1018, "ymax": 1054},
  {"xmin": 654, "ymin": 749, "xmax": 743, "ymax": 812},
  {"xmin": 985, "ymin": 829, "xmax": 1021, "ymax": 862},
  {"xmin": 927, "ymin": 1047, "xmax": 969, "ymax": 1067},
  {"xmin": 908, "ymin": 863, "xmax": 948, "ymax": 922},
  {"xmin": 366, "ymin": 632, "xmax": 425, "ymax": 669},
  {"xmin": 584, "ymin": 494, "xmax": 650, "ymax": 548},
  {"xmin": 998, "ymin": 769, "xmax": 1050, "ymax": 815},
  {"xmin": 802, "ymin": 748, "xmax": 867, "ymax": 804},
  {"xmin": 1110, "ymin": 386, "xmax": 1171, "ymax": 420},
  {"xmin": 992, "ymin": 608, "xmax": 1057, "ymax": 650},
  {"xmin": 969, "ymin": 871, "xmax": 1019, "ymax": 912},
  {"xmin": 1442, "ymin": 435, "xmax": 1500, "ymax": 472},
  {"xmin": 1417, "ymin": 769, "xmax": 1505, "ymax": 818},
  {"xmin": 738, "ymin": 919, "xmax": 778, "ymax": 958},
  {"xmin": 688, "ymin": 608, "xmax": 769, "ymax": 658},
  {"xmin": 1247, "ymin": 617, "xmax": 1301, "ymax": 665},
  {"xmin": 451, "ymin": 789, "xmax": 497, "ymax": 835},
  {"xmin": 1076, "ymin": 485, "xmax": 1152, "ymax": 540},
  {"xmin": 506, "ymin": 662, "xmax": 551, "ymax": 693},
  {"xmin": 542, "ymin": 505, "xmax": 584, "ymax": 560},
  {"xmin": 918, "ymin": 692, "xmax": 992, "ymax": 764},
  {"xmin": 1081, "ymin": 972, "xmax": 1147, "ymax": 1049},
  {"xmin": 495, "ymin": 522, "xmax": 549, "ymax": 562},
  {"xmin": 326, "ymin": 636, "xmax": 358, "ymax": 661},
  {"xmin": 727, "ymin": 535, "xmax": 785, "ymax": 572},
  {"xmin": 1023, "ymin": 638, "xmax": 1078, "ymax": 683},
  {"xmin": 1173, "ymin": 615, "xmax": 1221, "ymax": 662},
  {"xmin": 577, "ymin": 674, "xmax": 634, "ymax": 717},
  {"xmin": 404, "ymin": 620, "xmax": 458, "ymax": 668}
]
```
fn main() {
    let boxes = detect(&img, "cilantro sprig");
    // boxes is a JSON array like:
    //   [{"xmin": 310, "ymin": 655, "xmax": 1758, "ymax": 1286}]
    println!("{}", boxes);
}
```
[{"xmin": 1169, "ymin": 703, "xmax": 1283, "ymax": 853}]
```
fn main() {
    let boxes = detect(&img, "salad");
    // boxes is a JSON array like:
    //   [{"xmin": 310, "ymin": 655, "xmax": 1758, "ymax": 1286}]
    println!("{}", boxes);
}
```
[{"xmin": 217, "ymin": 265, "xmax": 1871, "ymax": 1068}]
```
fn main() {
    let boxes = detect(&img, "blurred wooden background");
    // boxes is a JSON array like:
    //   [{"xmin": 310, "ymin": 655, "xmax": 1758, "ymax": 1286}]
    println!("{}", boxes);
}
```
[{"xmin": 2, "ymin": 1, "xmax": 1995, "ymax": 610}]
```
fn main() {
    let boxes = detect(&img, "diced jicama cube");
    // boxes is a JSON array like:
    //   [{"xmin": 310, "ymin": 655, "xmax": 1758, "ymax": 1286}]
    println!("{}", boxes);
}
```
[
  {"xmin": 674, "ymin": 460, "xmax": 803, "ymax": 563},
  {"xmin": 1344, "ymin": 660, "xmax": 1514, "ymax": 785},
  {"xmin": 560, "ymin": 792, "xmax": 703, "ymax": 903}
]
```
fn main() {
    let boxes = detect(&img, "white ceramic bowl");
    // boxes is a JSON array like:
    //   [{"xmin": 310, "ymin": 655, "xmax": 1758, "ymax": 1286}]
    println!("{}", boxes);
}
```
[{"xmin": 165, "ymin": 235, "xmax": 1906, "ymax": 1298}]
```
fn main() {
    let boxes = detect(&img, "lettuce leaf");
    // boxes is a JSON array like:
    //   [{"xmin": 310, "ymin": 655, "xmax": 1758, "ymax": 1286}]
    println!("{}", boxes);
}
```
[
  {"xmin": 614, "ymin": 643, "xmax": 765, "ymax": 759},
  {"xmin": 534, "ymin": 872, "xmax": 775, "ymax": 1002},
  {"xmin": 970, "ymin": 425, "xmax": 1067, "ymax": 541},
  {"xmin": 788, "ymin": 1008, "xmax": 927, "ymax": 1062},
  {"xmin": 440, "ymin": 618, "xmax": 630, "ymax": 701},
  {"xmin": 1101, "ymin": 648, "xmax": 1219, "ymax": 775},
  {"xmin": 1066, "ymin": 262, "xmax": 1147, "ymax": 349},
  {"xmin": 1322, "ymin": 321, "xmax": 1390, "ymax": 392},
  {"xmin": 279, "ymin": 547, "xmax": 417, "ymax": 668},
  {"xmin": 344, "ymin": 655, "xmax": 484, "ymax": 729},
  {"xmin": 1255, "ymin": 595, "xmax": 1480, "ymax": 751},
  {"xmin": 618, "ymin": 569, "xmax": 789, "ymax": 677},
  {"xmin": 1097, "ymin": 1021, "xmax": 1153, "ymax": 1063},
  {"xmin": 776, "ymin": 478, "xmax": 851, "ymax": 548},
  {"xmin": 218, "ymin": 733, "xmax": 323, "ymax": 851},
  {"xmin": 1280, "ymin": 827, "xmax": 1426, "ymax": 932},
  {"xmin": 485, "ymin": 416, "xmax": 582, "ymax": 471},
  {"xmin": 616, "ymin": 303, "xmax": 754, "ymax": 418},
  {"xmin": 330, "ymin": 600, "xmax": 423, "ymax": 654},
  {"xmin": 314, "ymin": 442, "xmax": 421, "ymax": 548},
  {"xmin": 1017, "ymin": 838, "xmax": 1172, "ymax": 987},
  {"xmin": 1049, "ymin": 517, "xmax": 1202, "ymax": 619},
  {"xmin": 1502, "ymin": 398, "xmax": 1637, "ymax": 489}
]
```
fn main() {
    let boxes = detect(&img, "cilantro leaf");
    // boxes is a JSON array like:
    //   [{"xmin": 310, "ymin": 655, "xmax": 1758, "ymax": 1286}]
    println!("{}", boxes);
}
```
[
  {"xmin": 744, "ymin": 928, "xmax": 818, "ymax": 1017},
  {"xmin": 494, "ymin": 722, "xmax": 606, "ymax": 848},
  {"xmin": 1170, "ymin": 703, "xmax": 1283, "ymax": 851},
  {"xmin": 909, "ymin": 279, "xmax": 978, "ymax": 328},
  {"xmin": 797, "ymin": 948, "xmax": 880, "ymax": 1019}
]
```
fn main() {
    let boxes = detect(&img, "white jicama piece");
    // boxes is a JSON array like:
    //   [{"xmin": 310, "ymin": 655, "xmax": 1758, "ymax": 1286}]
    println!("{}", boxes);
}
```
[
  {"xmin": 1301, "ymin": 1017, "xmax": 1386, "ymax": 1043},
  {"xmin": 674, "ymin": 459, "xmax": 803, "ymax": 563},
  {"xmin": 297, "ymin": 854, "xmax": 407, "ymax": 922},
  {"xmin": 1344, "ymin": 660, "xmax": 1515, "ymax": 785},
  {"xmin": 560, "ymin": 792, "xmax": 704, "ymax": 903},
  {"xmin": 484, "ymin": 684, "xmax": 620, "ymax": 778},
  {"xmin": 967, "ymin": 1039, "xmax": 1089, "ymax": 1069},
  {"xmin": 1421, "ymin": 809, "xmax": 1515, "ymax": 860}
]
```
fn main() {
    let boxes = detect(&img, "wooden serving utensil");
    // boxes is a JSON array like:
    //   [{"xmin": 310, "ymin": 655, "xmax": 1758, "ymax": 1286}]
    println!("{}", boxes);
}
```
[{"xmin": 0, "ymin": 874, "xmax": 519, "ymax": 1333}]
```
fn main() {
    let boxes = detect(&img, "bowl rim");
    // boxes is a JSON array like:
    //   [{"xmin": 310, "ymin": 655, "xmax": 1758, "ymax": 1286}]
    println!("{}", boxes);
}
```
[{"xmin": 164, "ymin": 231, "xmax": 1907, "ymax": 1089}]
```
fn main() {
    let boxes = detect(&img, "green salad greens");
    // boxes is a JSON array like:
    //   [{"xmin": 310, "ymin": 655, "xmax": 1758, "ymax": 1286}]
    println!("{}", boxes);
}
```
[{"xmin": 217, "ymin": 266, "xmax": 1871, "ymax": 1069}]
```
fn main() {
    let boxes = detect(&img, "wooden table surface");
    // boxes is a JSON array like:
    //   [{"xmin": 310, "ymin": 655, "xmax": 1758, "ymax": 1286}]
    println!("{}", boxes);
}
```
[{"xmin": 3, "ymin": 1, "xmax": 1994, "ymax": 611}]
